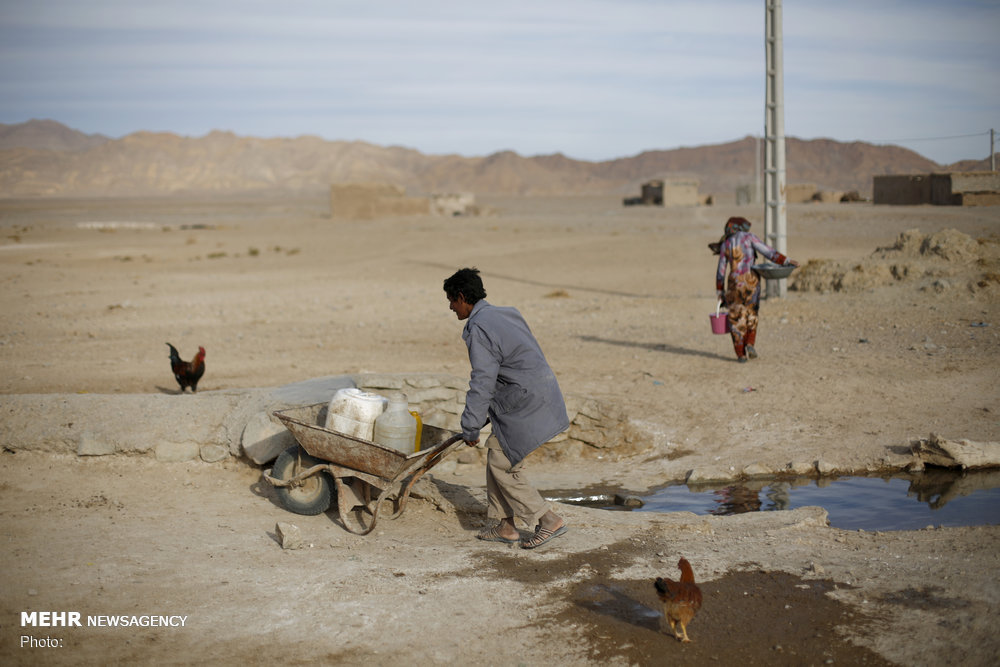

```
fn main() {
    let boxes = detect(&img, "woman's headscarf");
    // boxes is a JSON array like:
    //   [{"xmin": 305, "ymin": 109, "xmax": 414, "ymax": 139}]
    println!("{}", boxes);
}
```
[{"xmin": 724, "ymin": 216, "xmax": 752, "ymax": 237}]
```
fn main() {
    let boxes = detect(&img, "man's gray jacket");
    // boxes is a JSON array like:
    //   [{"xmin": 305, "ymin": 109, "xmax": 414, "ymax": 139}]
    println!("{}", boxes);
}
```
[{"xmin": 460, "ymin": 300, "xmax": 569, "ymax": 467}]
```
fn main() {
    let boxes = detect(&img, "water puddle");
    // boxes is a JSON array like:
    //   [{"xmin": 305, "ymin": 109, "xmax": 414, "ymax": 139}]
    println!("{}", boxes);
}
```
[{"xmin": 552, "ymin": 469, "xmax": 1000, "ymax": 531}]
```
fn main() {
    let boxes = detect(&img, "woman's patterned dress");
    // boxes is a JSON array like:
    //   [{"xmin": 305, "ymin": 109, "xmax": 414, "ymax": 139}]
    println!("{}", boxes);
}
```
[{"xmin": 715, "ymin": 230, "xmax": 789, "ymax": 360}]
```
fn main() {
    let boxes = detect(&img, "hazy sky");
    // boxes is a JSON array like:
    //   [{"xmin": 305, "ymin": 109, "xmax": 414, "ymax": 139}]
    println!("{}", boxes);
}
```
[{"xmin": 2, "ymin": 0, "xmax": 998, "ymax": 164}]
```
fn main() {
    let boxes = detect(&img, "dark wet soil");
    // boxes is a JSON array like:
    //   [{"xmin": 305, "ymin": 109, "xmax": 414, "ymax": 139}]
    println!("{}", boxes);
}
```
[{"xmin": 468, "ymin": 537, "xmax": 892, "ymax": 666}]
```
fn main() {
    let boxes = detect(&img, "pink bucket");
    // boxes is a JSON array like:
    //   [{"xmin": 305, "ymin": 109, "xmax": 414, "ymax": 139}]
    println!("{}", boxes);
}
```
[{"xmin": 710, "ymin": 310, "xmax": 730, "ymax": 335}]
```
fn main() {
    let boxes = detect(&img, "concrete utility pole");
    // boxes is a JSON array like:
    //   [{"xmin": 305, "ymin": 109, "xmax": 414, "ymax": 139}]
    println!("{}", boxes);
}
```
[
  {"xmin": 763, "ymin": 0, "xmax": 787, "ymax": 298},
  {"xmin": 991, "ymin": 128, "xmax": 996, "ymax": 172},
  {"xmin": 755, "ymin": 135, "xmax": 761, "ymax": 204}
]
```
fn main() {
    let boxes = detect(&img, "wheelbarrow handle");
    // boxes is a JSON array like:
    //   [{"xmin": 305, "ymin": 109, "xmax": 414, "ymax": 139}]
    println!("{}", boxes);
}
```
[
  {"xmin": 387, "ymin": 433, "xmax": 466, "ymax": 520},
  {"xmin": 421, "ymin": 433, "xmax": 466, "ymax": 464},
  {"xmin": 439, "ymin": 432, "xmax": 466, "ymax": 448}
]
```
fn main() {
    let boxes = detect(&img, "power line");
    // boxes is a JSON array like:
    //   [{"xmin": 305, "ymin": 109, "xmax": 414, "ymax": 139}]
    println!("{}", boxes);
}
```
[{"xmin": 870, "ymin": 130, "xmax": 994, "ymax": 144}]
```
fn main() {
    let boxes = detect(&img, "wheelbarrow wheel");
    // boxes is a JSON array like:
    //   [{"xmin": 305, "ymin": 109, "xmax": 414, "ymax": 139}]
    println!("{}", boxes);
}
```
[{"xmin": 272, "ymin": 445, "xmax": 332, "ymax": 516}]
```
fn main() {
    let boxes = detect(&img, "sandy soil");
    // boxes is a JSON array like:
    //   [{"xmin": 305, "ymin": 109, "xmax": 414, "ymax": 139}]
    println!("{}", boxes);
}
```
[{"xmin": 1, "ymin": 195, "xmax": 999, "ymax": 665}]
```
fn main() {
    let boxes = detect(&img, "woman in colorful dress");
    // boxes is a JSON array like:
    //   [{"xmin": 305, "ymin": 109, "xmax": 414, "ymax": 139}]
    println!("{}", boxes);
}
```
[{"xmin": 714, "ymin": 216, "xmax": 799, "ymax": 362}]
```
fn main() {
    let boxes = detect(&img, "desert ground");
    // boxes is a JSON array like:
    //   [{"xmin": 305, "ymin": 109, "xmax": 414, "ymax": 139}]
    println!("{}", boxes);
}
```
[{"xmin": 1, "ymin": 194, "xmax": 999, "ymax": 665}]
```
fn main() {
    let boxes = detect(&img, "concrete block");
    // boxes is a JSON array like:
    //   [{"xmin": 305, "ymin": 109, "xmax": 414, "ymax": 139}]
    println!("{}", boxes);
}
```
[{"xmin": 242, "ymin": 411, "xmax": 296, "ymax": 465}]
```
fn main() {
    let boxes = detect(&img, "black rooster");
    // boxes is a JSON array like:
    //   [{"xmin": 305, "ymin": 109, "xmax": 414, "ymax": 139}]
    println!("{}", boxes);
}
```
[{"xmin": 166, "ymin": 343, "xmax": 206, "ymax": 393}]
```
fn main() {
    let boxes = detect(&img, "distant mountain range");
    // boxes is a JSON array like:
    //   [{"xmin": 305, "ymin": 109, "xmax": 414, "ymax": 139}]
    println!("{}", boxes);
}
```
[{"xmin": 0, "ymin": 119, "xmax": 993, "ymax": 199}]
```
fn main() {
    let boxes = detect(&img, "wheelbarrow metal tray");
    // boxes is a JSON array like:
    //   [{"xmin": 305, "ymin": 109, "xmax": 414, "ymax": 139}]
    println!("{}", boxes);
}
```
[{"xmin": 273, "ymin": 403, "xmax": 455, "ymax": 481}]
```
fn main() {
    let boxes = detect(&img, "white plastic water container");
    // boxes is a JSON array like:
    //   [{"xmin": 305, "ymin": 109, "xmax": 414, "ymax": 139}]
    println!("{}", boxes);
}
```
[
  {"xmin": 324, "ymin": 388, "xmax": 387, "ymax": 440},
  {"xmin": 373, "ymin": 394, "xmax": 418, "ymax": 454}
]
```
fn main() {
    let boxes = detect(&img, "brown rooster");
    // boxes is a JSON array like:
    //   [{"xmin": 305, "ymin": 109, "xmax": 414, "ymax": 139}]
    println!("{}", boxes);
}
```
[
  {"xmin": 654, "ymin": 557, "xmax": 703, "ymax": 643},
  {"xmin": 166, "ymin": 343, "xmax": 205, "ymax": 393}
]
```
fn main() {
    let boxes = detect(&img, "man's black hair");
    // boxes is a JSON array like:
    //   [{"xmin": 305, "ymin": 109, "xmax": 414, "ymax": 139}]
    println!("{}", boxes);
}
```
[{"xmin": 443, "ymin": 267, "xmax": 487, "ymax": 304}]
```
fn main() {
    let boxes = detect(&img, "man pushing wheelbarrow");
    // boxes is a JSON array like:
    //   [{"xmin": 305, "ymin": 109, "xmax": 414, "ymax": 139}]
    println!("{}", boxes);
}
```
[{"xmin": 444, "ymin": 268, "xmax": 570, "ymax": 550}]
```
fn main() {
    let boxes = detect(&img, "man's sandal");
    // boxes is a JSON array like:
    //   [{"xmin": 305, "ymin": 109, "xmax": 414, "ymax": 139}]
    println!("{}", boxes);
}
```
[
  {"xmin": 520, "ymin": 524, "xmax": 568, "ymax": 549},
  {"xmin": 476, "ymin": 525, "xmax": 518, "ymax": 544}
]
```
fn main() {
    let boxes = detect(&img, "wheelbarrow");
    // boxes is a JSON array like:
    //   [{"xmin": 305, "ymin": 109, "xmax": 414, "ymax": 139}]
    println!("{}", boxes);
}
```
[{"xmin": 263, "ymin": 402, "xmax": 465, "ymax": 535}]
